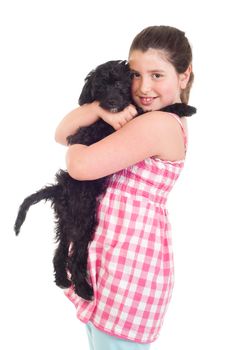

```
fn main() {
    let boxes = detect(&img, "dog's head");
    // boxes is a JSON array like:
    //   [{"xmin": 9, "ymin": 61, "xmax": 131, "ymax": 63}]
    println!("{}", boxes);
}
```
[{"xmin": 78, "ymin": 60, "xmax": 132, "ymax": 112}]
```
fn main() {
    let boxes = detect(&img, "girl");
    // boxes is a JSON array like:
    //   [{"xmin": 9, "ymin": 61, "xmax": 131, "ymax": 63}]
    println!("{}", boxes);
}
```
[{"xmin": 55, "ymin": 25, "xmax": 194, "ymax": 350}]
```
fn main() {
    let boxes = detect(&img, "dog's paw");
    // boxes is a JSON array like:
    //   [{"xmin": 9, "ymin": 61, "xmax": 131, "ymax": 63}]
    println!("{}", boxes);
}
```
[
  {"xmin": 74, "ymin": 282, "xmax": 94, "ymax": 301},
  {"xmin": 55, "ymin": 276, "xmax": 72, "ymax": 289}
]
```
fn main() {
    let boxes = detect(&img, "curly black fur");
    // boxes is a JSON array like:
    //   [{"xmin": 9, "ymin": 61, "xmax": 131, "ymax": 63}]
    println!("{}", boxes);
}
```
[{"xmin": 14, "ymin": 59, "xmax": 196, "ymax": 301}]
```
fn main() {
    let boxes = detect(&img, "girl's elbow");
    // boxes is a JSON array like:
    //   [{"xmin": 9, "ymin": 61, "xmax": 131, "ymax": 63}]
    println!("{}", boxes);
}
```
[
  {"xmin": 55, "ymin": 128, "xmax": 67, "ymax": 146},
  {"xmin": 67, "ymin": 161, "xmax": 85, "ymax": 180},
  {"xmin": 67, "ymin": 161, "xmax": 102, "ymax": 181},
  {"xmin": 67, "ymin": 157, "xmax": 96, "ymax": 180},
  {"xmin": 66, "ymin": 146, "xmax": 92, "ymax": 180}
]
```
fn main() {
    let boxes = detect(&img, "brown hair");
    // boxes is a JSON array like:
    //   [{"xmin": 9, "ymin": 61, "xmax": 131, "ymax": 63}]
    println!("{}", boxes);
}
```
[{"xmin": 129, "ymin": 25, "xmax": 194, "ymax": 104}]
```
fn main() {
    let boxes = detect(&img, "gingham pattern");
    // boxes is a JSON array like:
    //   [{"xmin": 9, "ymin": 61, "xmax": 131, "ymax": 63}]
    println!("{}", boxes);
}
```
[{"xmin": 65, "ymin": 114, "xmax": 187, "ymax": 344}]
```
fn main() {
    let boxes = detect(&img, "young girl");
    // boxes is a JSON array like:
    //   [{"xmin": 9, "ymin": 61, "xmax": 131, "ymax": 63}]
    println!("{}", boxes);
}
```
[{"xmin": 55, "ymin": 25, "xmax": 194, "ymax": 350}]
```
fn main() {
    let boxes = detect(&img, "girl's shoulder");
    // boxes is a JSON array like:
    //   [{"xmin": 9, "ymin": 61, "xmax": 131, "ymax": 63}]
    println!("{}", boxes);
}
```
[
  {"xmin": 143, "ymin": 111, "xmax": 188, "ymax": 161},
  {"xmin": 135, "ymin": 110, "xmax": 187, "ymax": 138},
  {"xmin": 127, "ymin": 110, "xmax": 188, "ymax": 162}
]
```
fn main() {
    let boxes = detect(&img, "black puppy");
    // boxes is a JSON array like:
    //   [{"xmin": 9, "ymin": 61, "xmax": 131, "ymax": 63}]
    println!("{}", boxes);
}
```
[{"xmin": 14, "ymin": 60, "xmax": 196, "ymax": 301}]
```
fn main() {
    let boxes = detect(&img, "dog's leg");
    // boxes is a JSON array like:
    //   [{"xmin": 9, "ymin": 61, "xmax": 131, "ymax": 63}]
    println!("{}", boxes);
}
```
[
  {"xmin": 52, "ymin": 197, "xmax": 73, "ymax": 289},
  {"xmin": 53, "ymin": 241, "xmax": 71, "ymax": 288},
  {"xmin": 68, "ymin": 240, "xmax": 94, "ymax": 300},
  {"xmin": 53, "ymin": 219, "xmax": 71, "ymax": 289},
  {"xmin": 66, "ymin": 178, "xmax": 110, "ymax": 300}
]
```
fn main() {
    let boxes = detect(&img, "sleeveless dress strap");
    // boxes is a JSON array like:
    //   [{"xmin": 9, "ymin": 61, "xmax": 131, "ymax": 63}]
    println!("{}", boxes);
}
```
[{"xmin": 168, "ymin": 113, "xmax": 188, "ymax": 150}]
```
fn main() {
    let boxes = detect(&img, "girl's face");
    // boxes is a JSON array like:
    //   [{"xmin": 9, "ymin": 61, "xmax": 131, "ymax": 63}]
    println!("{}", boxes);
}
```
[{"xmin": 129, "ymin": 49, "xmax": 189, "ymax": 112}]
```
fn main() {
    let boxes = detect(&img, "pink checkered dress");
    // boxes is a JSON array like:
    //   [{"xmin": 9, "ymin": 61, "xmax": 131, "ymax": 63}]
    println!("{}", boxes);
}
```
[{"xmin": 65, "ymin": 113, "xmax": 187, "ymax": 344}]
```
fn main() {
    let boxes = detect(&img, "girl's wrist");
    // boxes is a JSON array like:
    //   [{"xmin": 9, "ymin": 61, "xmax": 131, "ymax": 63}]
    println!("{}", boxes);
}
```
[
  {"xmin": 92, "ymin": 101, "xmax": 105, "ymax": 120},
  {"xmin": 78, "ymin": 101, "xmax": 101, "ymax": 126}
]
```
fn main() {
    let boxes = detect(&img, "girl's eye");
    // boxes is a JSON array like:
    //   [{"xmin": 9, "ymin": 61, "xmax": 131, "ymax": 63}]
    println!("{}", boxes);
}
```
[
  {"xmin": 152, "ymin": 73, "xmax": 163, "ymax": 79},
  {"xmin": 131, "ymin": 71, "xmax": 140, "ymax": 78}
]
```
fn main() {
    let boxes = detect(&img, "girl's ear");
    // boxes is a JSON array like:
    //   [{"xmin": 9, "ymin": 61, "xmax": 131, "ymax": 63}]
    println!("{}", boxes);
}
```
[{"xmin": 179, "ymin": 65, "xmax": 192, "ymax": 89}]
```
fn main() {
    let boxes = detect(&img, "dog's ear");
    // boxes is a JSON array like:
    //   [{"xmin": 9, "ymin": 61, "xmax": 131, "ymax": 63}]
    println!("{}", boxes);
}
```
[{"xmin": 78, "ymin": 69, "xmax": 96, "ymax": 105}]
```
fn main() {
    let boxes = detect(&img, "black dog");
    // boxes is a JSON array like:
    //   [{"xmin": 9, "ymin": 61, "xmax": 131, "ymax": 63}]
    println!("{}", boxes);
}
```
[{"xmin": 14, "ymin": 60, "xmax": 196, "ymax": 301}]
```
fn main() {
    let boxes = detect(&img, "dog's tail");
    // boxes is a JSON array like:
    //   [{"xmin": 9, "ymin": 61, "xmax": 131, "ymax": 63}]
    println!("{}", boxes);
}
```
[{"xmin": 14, "ymin": 184, "xmax": 61, "ymax": 235}]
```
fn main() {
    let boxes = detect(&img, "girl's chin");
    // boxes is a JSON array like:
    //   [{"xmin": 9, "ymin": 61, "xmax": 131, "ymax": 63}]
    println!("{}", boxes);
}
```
[
  {"xmin": 139, "ymin": 105, "xmax": 160, "ymax": 112},
  {"xmin": 136, "ymin": 99, "xmax": 161, "ymax": 112},
  {"xmin": 138, "ymin": 101, "xmax": 177, "ymax": 112}
]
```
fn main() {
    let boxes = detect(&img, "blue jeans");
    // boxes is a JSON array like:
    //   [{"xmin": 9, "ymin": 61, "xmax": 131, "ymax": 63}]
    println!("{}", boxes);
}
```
[{"xmin": 85, "ymin": 322, "xmax": 151, "ymax": 350}]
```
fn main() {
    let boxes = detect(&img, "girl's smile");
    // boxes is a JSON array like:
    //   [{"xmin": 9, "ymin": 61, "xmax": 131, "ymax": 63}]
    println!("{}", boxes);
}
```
[
  {"xmin": 139, "ymin": 96, "xmax": 158, "ymax": 106},
  {"xmin": 129, "ymin": 48, "xmax": 188, "ymax": 111}
]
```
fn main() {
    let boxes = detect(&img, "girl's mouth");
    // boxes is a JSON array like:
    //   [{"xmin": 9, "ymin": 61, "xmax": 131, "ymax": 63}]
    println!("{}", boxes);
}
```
[{"xmin": 139, "ymin": 97, "xmax": 156, "ymax": 106}]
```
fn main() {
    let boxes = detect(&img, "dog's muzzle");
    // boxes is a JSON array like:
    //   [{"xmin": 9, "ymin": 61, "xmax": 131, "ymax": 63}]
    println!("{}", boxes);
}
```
[{"xmin": 109, "ymin": 108, "xmax": 119, "ymax": 113}]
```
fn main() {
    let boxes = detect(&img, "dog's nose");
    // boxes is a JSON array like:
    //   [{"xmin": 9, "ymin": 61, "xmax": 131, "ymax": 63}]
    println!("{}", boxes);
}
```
[{"xmin": 108, "ymin": 99, "xmax": 117, "ymax": 106}]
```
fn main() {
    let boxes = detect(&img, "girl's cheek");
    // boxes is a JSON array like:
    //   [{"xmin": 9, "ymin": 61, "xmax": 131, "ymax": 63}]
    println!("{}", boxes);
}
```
[
  {"xmin": 131, "ymin": 85, "xmax": 137, "ymax": 97},
  {"xmin": 131, "ymin": 80, "xmax": 140, "ymax": 95},
  {"xmin": 131, "ymin": 81, "xmax": 135, "ymax": 91},
  {"xmin": 163, "ymin": 84, "xmax": 175, "ymax": 96}
]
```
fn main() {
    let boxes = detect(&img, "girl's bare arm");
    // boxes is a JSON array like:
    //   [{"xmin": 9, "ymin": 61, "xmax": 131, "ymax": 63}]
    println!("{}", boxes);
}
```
[
  {"xmin": 66, "ymin": 111, "xmax": 181, "ymax": 181},
  {"xmin": 55, "ymin": 102, "xmax": 137, "ymax": 145},
  {"xmin": 55, "ymin": 102, "xmax": 101, "ymax": 145}
]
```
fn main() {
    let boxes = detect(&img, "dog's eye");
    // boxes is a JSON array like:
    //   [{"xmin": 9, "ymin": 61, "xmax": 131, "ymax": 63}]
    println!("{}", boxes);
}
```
[{"xmin": 114, "ymin": 81, "xmax": 121, "ymax": 88}]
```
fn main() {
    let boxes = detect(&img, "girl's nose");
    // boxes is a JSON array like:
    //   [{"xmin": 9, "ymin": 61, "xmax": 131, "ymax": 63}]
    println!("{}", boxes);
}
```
[{"xmin": 139, "ymin": 77, "xmax": 152, "ymax": 95}]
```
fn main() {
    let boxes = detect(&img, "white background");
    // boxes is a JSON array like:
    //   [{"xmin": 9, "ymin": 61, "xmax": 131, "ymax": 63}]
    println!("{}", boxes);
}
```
[{"xmin": 1, "ymin": 0, "xmax": 232, "ymax": 349}]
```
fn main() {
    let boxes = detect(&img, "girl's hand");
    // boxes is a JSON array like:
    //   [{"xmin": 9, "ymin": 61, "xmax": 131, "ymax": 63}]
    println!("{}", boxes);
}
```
[{"xmin": 100, "ymin": 104, "xmax": 138, "ymax": 130}]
